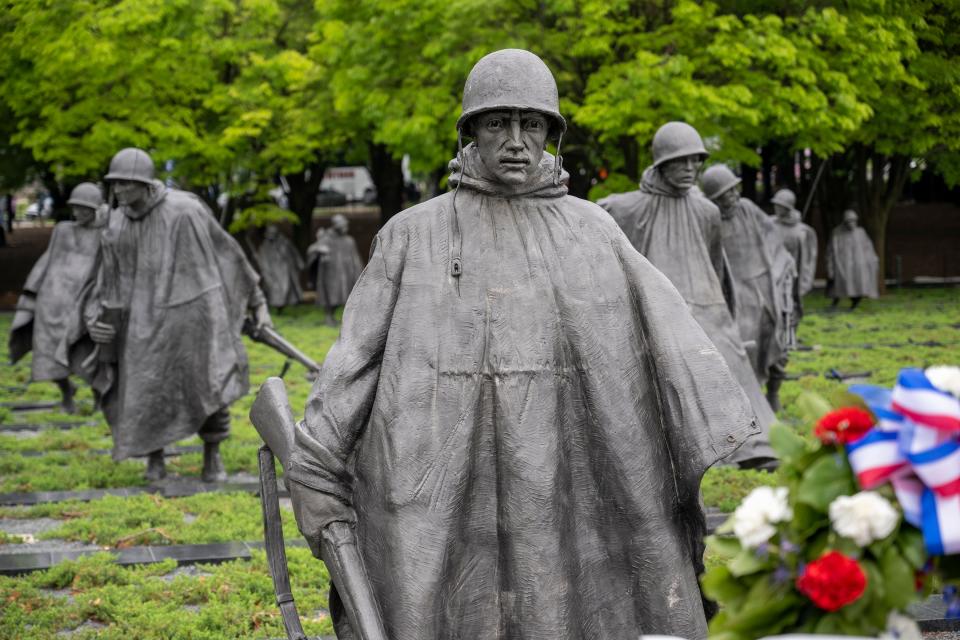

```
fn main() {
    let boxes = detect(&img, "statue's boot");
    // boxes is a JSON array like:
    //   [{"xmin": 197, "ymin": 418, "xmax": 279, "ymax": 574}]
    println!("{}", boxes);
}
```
[
  {"xmin": 145, "ymin": 450, "xmax": 167, "ymax": 482},
  {"xmin": 850, "ymin": 297, "xmax": 862, "ymax": 310},
  {"xmin": 766, "ymin": 377, "xmax": 783, "ymax": 413},
  {"xmin": 56, "ymin": 378, "xmax": 76, "ymax": 414},
  {"xmin": 325, "ymin": 307, "xmax": 338, "ymax": 327},
  {"xmin": 202, "ymin": 442, "xmax": 227, "ymax": 483}
]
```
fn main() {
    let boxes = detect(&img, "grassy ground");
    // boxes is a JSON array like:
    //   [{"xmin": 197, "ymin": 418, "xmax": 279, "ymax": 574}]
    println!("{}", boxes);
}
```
[{"xmin": 0, "ymin": 287, "xmax": 957, "ymax": 637}]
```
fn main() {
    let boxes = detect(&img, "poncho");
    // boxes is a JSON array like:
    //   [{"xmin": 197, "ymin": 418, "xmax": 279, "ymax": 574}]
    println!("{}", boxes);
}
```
[
  {"xmin": 257, "ymin": 234, "xmax": 304, "ymax": 307},
  {"xmin": 9, "ymin": 215, "xmax": 105, "ymax": 381},
  {"xmin": 89, "ymin": 183, "xmax": 262, "ymax": 459},
  {"xmin": 720, "ymin": 197, "xmax": 795, "ymax": 381},
  {"xmin": 773, "ymin": 209, "xmax": 818, "ymax": 297},
  {"xmin": 287, "ymin": 145, "xmax": 759, "ymax": 640},
  {"xmin": 599, "ymin": 169, "xmax": 776, "ymax": 462},
  {"xmin": 826, "ymin": 225, "xmax": 879, "ymax": 299},
  {"xmin": 307, "ymin": 230, "xmax": 363, "ymax": 307}
]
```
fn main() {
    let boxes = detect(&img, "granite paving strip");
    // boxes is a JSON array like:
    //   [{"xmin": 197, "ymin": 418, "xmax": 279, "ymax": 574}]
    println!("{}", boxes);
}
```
[
  {"xmin": 1, "ymin": 400, "xmax": 62, "ymax": 412},
  {"xmin": 0, "ymin": 420, "xmax": 100, "ymax": 432},
  {"xmin": 19, "ymin": 445, "xmax": 203, "ymax": 459},
  {"xmin": 0, "ymin": 539, "xmax": 308, "ymax": 575},
  {"xmin": 0, "ymin": 476, "xmax": 288, "ymax": 506}
]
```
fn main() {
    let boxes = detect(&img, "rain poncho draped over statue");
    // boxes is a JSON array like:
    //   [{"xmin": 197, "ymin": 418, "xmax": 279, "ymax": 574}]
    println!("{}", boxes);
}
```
[
  {"xmin": 287, "ymin": 145, "xmax": 759, "ymax": 639},
  {"xmin": 720, "ymin": 197, "xmax": 796, "ymax": 382},
  {"xmin": 306, "ymin": 227, "xmax": 363, "ymax": 308},
  {"xmin": 774, "ymin": 209, "xmax": 818, "ymax": 298},
  {"xmin": 256, "ymin": 230, "xmax": 304, "ymax": 307},
  {"xmin": 827, "ymin": 223, "xmax": 879, "ymax": 299},
  {"xmin": 8, "ymin": 213, "xmax": 105, "ymax": 380},
  {"xmin": 86, "ymin": 182, "xmax": 263, "ymax": 460},
  {"xmin": 599, "ymin": 168, "xmax": 776, "ymax": 463}
]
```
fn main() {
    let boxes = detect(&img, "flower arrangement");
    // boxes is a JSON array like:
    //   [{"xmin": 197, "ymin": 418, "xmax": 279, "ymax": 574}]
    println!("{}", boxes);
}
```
[{"xmin": 703, "ymin": 366, "xmax": 960, "ymax": 639}]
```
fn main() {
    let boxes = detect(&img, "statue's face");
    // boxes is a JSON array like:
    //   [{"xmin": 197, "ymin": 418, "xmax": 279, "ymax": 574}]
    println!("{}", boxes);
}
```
[
  {"xmin": 715, "ymin": 188, "xmax": 739, "ymax": 211},
  {"xmin": 774, "ymin": 203, "xmax": 791, "ymax": 218},
  {"xmin": 112, "ymin": 180, "xmax": 150, "ymax": 207},
  {"xmin": 72, "ymin": 205, "xmax": 96, "ymax": 225},
  {"xmin": 659, "ymin": 154, "xmax": 703, "ymax": 191},
  {"xmin": 332, "ymin": 216, "xmax": 348, "ymax": 234},
  {"xmin": 473, "ymin": 109, "xmax": 549, "ymax": 186},
  {"xmin": 264, "ymin": 225, "xmax": 279, "ymax": 239},
  {"xmin": 844, "ymin": 215, "xmax": 858, "ymax": 230}
]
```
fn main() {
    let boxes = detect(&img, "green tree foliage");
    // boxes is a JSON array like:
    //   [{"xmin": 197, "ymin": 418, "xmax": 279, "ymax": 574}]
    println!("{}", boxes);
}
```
[{"xmin": 0, "ymin": 0, "xmax": 341, "ymax": 239}]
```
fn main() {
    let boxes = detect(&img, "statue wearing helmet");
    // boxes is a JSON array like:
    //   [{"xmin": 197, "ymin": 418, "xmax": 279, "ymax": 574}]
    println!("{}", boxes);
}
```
[
  {"xmin": 771, "ymin": 187, "xmax": 819, "ymax": 331},
  {"xmin": 826, "ymin": 209, "xmax": 878, "ymax": 309},
  {"xmin": 256, "ymin": 224, "xmax": 305, "ymax": 312},
  {"xmin": 701, "ymin": 164, "xmax": 797, "ymax": 411},
  {"xmin": 84, "ymin": 147, "xmax": 272, "ymax": 483},
  {"xmin": 305, "ymin": 214, "xmax": 363, "ymax": 326},
  {"xmin": 600, "ymin": 122, "xmax": 777, "ymax": 468},
  {"xmin": 8, "ymin": 182, "xmax": 108, "ymax": 414},
  {"xmin": 284, "ymin": 50, "xmax": 758, "ymax": 640}
]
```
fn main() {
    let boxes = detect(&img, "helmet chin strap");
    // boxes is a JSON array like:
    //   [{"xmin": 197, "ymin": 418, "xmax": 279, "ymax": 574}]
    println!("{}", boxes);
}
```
[
  {"xmin": 554, "ymin": 129, "xmax": 564, "ymax": 186},
  {"xmin": 449, "ymin": 129, "xmax": 465, "ymax": 286}
]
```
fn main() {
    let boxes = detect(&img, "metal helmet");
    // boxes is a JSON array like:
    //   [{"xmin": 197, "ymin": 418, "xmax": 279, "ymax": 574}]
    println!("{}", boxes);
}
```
[
  {"xmin": 701, "ymin": 164, "xmax": 741, "ymax": 201},
  {"xmin": 843, "ymin": 209, "xmax": 859, "ymax": 223},
  {"xmin": 457, "ymin": 49, "xmax": 566, "ymax": 135},
  {"xmin": 105, "ymin": 148, "xmax": 155, "ymax": 184},
  {"xmin": 770, "ymin": 188, "xmax": 797, "ymax": 209},
  {"xmin": 652, "ymin": 122, "xmax": 708, "ymax": 168},
  {"xmin": 66, "ymin": 182, "xmax": 104, "ymax": 209}
]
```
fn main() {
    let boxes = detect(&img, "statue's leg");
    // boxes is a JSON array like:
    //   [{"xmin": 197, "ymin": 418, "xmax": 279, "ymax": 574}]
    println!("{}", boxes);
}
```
[
  {"xmin": 850, "ymin": 296, "xmax": 861, "ymax": 310},
  {"xmin": 325, "ymin": 306, "xmax": 338, "ymax": 327},
  {"xmin": 145, "ymin": 449, "xmax": 166, "ymax": 481},
  {"xmin": 199, "ymin": 407, "xmax": 230, "ymax": 483},
  {"xmin": 55, "ymin": 378, "xmax": 76, "ymax": 414},
  {"xmin": 766, "ymin": 357, "xmax": 787, "ymax": 413},
  {"xmin": 830, "ymin": 297, "xmax": 840, "ymax": 308}
]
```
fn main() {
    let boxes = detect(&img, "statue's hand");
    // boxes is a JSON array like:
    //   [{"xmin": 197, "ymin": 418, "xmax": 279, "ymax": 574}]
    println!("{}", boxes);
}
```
[
  {"xmin": 288, "ymin": 480, "xmax": 355, "ymax": 560},
  {"xmin": 253, "ymin": 302, "xmax": 273, "ymax": 333},
  {"xmin": 89, "ymin": 321, "xmax": 116, "ymax": 344}
]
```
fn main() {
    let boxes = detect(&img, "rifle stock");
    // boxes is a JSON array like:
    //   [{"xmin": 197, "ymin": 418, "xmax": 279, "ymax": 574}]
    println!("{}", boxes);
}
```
[{"xmin": 249, "ymin": 378, "xmax": 389, "ymax": 640}]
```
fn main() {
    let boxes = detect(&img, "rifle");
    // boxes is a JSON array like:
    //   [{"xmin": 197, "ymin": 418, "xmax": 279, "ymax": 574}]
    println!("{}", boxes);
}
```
[
  {"xmin": 242, "ymin": 319, "xmax": 321, "ymax": 377},
  {"xmin": 250, "ymin": 378, "xmax": 388, "ymax": 640}
]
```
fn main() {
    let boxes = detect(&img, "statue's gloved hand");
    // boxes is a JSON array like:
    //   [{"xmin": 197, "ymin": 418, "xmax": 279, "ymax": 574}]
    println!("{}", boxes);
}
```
[
  {"xmin": 253, "ymin": 302, "xmax": 273, "ymax": 334},
  {"xmin": 288, "ymin": 480, "xmax": 356, "ymax": 559},
  {"xmin": 89, "ymin": 321, "xmax": 116, "ymax": 344}
]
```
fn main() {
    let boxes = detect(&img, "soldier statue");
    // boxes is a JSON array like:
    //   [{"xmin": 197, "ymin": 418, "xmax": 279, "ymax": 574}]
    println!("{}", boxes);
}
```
[
  {"xmin": 306, "ymin": 214, "xmax": 363, "ymax": 326},
  {"xmin": 86, "ymin": 148, "xmax": 272, "ymax": 482},
  {"xmin": 8, "ymin": 183, "xmax": 107, "ymax": 413},
  {"xmin": 826, "ymin": 209, "xmax": 879, "ymax": 309},
  {"xmin": 770, "ymin": 188, "xmax": 818, "ymax": 336},
  {"xmin": 599, "ymin": 123, "xmax": 776, "ymax": 467},
  {"xmin": 284, "ymin": 49, "xmax": 759, "ymax": 639},
  {"xmin": 256, "ymin": 224, "xmax": 304, "ymax": 311},
  {"xmin": 701, "ymin": 164, "xmax": 797, "ymax": 411}
]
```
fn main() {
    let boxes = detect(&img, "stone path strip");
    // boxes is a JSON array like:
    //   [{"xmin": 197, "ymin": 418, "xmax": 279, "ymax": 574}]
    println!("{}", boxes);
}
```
[{"xmin": 0, "ymin": 477, "xmax": 288, "ymax": 506}]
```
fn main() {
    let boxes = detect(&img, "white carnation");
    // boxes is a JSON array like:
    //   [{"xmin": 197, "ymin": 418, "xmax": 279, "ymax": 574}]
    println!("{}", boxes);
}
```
[
  {"xmin": 829, "ymin": 491, "xmax": 899, "ymax": 547},
  {"xmin": 733, "ymin": 486, "xmax": 792, "ymax": 549},
  {"xmin": 925, "ymin": 365, "xmax": 960, "ymax": 398}
]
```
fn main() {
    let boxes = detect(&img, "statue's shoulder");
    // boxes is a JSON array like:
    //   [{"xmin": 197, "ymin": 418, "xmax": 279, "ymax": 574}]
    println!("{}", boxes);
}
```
[
  {"xmin": 562, "ymin": 194, "xmax": 625, "ymax": 232},
  {"xmin": 596, "ymin": 189, "xmax": 642, "ymax": 213},
  {"xmin": 377, "ymin": 192, "xmax": 453, "ymax": 240}
]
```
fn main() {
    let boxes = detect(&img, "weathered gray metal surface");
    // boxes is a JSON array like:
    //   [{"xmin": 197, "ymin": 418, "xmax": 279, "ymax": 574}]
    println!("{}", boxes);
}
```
[
  {"xmin": 599, "ymin": 160, "xmax": 776, "ymax": 465},
  {"xmin": 284, "ymin": 50, "xmax": 760, "ymax": 640},
  {"xmin": 257, "ymin": 226, "xmax": 305, "ymax": 308},
  {"xmin": 827, "ymin": 210, "xmax": 880, "ymax": 299}
]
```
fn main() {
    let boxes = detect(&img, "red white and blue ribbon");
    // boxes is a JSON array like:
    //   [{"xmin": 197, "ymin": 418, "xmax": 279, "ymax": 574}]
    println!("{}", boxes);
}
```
[{"xmin": 848, "ymin": 368, "xmax": 960, "ymax": 556}]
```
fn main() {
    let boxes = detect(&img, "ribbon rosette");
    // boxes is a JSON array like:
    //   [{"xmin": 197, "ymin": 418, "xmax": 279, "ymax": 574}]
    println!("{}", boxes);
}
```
[{"xmin": 846, "ymin": 368, "xmax": 960, "ymax": 555}]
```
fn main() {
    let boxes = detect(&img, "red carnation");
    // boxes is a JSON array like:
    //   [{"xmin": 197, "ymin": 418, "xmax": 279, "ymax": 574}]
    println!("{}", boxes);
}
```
[
  {"xmin": 814, "ymin": 407, "xmax": 874, "ymax": 445},
  {"xmin": 796, "ymin": 551, "xmax": 867, "ymax": 611}
]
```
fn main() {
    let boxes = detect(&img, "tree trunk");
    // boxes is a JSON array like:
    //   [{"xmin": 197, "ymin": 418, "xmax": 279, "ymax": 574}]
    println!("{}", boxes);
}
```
[
  {"xmin": 740, "ymin": 162, "xmax": 758, "ymax": 202},
  {"xmin": 619, "ymin": 136, "xmax": 639, "ymax": 183},
  {"xmin": 370, "ymin": 143, "xmax": 404, "ymax": 227},
  {"xmin": 285, "ymin": 160, "xmax": 327, "ymax": 253},
  {"xmin": 850, "ymin": 149, "xmax": 910, "ymax": 295}
]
